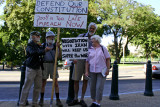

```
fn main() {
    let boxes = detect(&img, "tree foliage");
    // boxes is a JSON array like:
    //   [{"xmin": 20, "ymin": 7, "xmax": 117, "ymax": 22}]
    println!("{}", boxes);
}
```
[
  {"xmin": 0, "ymin": 0, "xmax": 98, "ymax": 65},
  {"xmin": 1, "ymin": 0, "xmax": 160, "ymax": 65},
  {"xmin": 89, "ymin": 0, "xmax": 160, "ymax": 63}
]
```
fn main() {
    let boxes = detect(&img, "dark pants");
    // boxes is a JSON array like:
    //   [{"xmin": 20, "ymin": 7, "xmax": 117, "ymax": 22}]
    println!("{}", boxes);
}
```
[{"xmin": 66, "ymin": 62, "xmax": 75, "ymax": 104}]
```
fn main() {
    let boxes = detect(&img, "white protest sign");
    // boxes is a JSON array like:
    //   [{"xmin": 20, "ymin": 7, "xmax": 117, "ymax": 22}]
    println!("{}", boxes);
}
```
[
  {"xmin": 62, "ymin": 37, "xmax": 88, "ymax": 60},
  {"xmin": 35, "ymin": 0, "xmax": 88, "ymax": 14},
  {"xmin": 34, "ymin": 14, "xmax": 87, "ymax": 29}
]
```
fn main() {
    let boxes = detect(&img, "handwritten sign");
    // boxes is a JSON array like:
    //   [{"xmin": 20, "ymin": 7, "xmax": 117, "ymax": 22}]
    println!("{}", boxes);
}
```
[
  {"xmin": 34, "ymin": 14, "xmax": 87, "ymax": 29},
  {"xmin": 35, "ymin": 0, "xmax": 88, "ymax": 14},
  {"xmin": 62, "ymin": 37, "xmax": 88, "ymax": 60}
]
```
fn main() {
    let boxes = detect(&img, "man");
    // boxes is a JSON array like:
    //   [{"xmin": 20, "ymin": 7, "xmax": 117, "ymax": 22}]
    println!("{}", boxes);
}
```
[
  {"xmin": 68, "ymin": 22, "xmax": 97, "ymax": 107},
  {"xmin": 39, "ymin": 31, "xmax": 63, "ymax": 107},
  {"xmin": 19, "ymin": 31, "xmax": 51, "ymax": 107}
]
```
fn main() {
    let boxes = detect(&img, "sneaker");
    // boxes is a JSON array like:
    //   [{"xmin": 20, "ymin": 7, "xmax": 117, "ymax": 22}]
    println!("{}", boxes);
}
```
[
  {"xmin": 68, "ymin": 99, "xmax": 79, "ymax": 106},
  {"xmin": 89, "ymin": 103, "xmax": 97, "ymax": 107},
  {"xmin": 79, "ymin": 100, "xmax": 87, "ymax": 107},
  {"xmin": 38, "ymin": 98, "xmax": 43, "ymax": 106},
  {"xmin": 56, "ymin": 99, "xmax": 63, "ymax": 107}
]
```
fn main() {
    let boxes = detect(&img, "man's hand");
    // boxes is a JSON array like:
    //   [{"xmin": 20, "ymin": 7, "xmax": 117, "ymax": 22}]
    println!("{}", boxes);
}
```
[
  {"xmin": 56, "ymin": 42, "xmax": 60, "ymax": 48},
  {"xmin": 45, "ymin": 47, "xmax": 52, "ymax": 52},
  {"xmin": 37, "ymin": 42, "xmax": 42, "ymax": 46},
  {"xmin": 85, "ymin": 72, "xmax": 89, "ymax": 77},
  {"xmin": 73, "ymin": 60, "xmax": 77, "ymax": 64}
]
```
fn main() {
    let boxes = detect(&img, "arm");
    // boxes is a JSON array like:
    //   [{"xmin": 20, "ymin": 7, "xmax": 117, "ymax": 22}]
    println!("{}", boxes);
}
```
[
  {"xmin": 85, "ymin": 61, "xmax": 89, "ymax": 76},
  {"xmin": 102, "ymin": 46, "xmax": 111, "ymax": 75},
  {"xmin": 105, "ymin": 58, "xmax": 110, "ymax": 75},
  {"xmin": 57, "ymin": 42, "xmax": 62, "ymax": 59},
  {"xmin": 26, "ymin": 45, "xmax": 45, "ymax": 56}
]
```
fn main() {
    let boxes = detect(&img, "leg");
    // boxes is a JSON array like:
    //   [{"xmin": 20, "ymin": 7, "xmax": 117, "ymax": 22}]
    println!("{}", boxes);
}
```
[
  {"xmin": 19, "ymin": 67, "xmax": 36, "ymax": 106},
  {"xmin": 90, "ymin": 73, "xmax": 97, "ymax": 100},
  {"xmin": 32, "ymin": 68, "xmax": 42, "ymax": 105},
  {"xmin": 39, "ymin": 63, "xmax": 50, "ymax": 105},
  {"xmin": 55, "ymin": 79, "xmax": 63, "ymax": 107},
  {"xmin": 79, "ymin": 79, "xmax": 88, "ymax": 107},
  {"xmin": 66, "ymin": 62, "xmax": 75, "ymax": 104},
  {"xmin": 95, "ymin": 73, "xmax": 106, "ymax": 105},
  {"xmin": 39, "ymin": 79, "xmax": 47, "ymax": 106},
  {"xmin": 74, "ymin": 80, "xmax": 79, "ymax": 100},
  {"xmin": 89, "ymin": 73, "xmax": 98, "ymax": 107},
  {"xmin": 68, "ymin": 60, "xmax": 84, "ymax": 106},
  {"xmin": 81, "ymin": 79, "xmax": 88, "ymax": 100},
  {"xmin": 68, "ymin": 80, "xmax": 79, "ymax": 106},
  {"xmin": 41, "ymin": 79, "xmax": 47, "ymax": 93},
  {"xmin": 55, "ymin": 79, "xmax": 59, "ymax": 94}
]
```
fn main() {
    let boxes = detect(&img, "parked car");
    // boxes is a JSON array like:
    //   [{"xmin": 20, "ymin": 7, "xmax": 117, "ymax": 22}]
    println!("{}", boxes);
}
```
[
  {"xmin": 62, "ymin": 59, "xmax": 72, "ymax": 70},
  {"xmin": 144, "ymin": 64, "xmax": 160, "ymax": 78}
]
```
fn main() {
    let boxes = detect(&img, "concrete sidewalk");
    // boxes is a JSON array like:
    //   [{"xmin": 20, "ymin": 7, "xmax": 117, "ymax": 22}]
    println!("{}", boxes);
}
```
[{"xmin": 0, "ymin": 91, "xmax": 159, "ymax": 107}]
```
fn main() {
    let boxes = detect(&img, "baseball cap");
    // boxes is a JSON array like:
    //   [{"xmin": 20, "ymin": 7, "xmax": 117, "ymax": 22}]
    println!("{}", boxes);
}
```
[
  {"xmin": 30, "ymin": 31, "xmax": 41, "ymax": 36},
  {"xmin": 46, "ymin": 31, "xmax": 55, "ymax": 37}
]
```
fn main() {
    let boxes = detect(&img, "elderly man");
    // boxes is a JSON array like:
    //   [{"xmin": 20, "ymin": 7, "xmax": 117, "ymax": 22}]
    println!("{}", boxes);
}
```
[
  {"xmin": 68, "ymin": 22, "xmax": 97, "ymax": 107},
  {"xmin": 19, "ymin": 31, "xmax": 51, "ymax": 107},
  {"xmin": 39, "ymin": 31, "xmax": 63, "ymax": 107}
]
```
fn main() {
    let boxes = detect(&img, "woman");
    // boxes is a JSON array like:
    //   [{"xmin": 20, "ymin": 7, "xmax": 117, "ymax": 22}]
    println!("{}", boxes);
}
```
[{"xmin": 85, "ymin": 35, "xmax": 110, "ymax": 107}]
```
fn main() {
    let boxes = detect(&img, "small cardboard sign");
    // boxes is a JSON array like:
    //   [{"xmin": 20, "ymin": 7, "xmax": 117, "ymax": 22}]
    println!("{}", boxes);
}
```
[{"xmin": 62, "ymin": 37, "xmax": 88, "ymax": 59}]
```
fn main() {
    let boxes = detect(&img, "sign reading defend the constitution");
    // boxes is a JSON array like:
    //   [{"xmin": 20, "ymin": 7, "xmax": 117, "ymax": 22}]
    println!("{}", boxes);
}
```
[
  {"xmin": 34, "ymin": 14, "xmax": 87, "ymax": 29},
  {"xmin": 35, "ymin": 0, "xmax": 88, "ymax": 14},
  {"xmin": 62, "ymin": 37, "xmax": 88, "ymax": 60}
]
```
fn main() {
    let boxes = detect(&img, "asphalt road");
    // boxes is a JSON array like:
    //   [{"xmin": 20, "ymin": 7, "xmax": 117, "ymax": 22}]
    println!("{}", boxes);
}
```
[{"xmin": 0, "ymin": 66, "xmax": 160, "ymax": 102}]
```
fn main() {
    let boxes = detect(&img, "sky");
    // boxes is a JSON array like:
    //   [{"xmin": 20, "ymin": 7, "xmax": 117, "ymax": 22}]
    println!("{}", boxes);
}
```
[{"xmin": 135, "ymin": 0, "xmax": 160, "ymax": 15}]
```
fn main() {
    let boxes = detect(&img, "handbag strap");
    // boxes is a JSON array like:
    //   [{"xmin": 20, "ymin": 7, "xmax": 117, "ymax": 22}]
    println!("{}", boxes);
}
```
[
  {"xmin": 100, "ymin": 45, "xmax": 112, "ymax": 69},
  {"xmin": 100, "ymin": 45, "xmax": 105, "ymax": 58}
]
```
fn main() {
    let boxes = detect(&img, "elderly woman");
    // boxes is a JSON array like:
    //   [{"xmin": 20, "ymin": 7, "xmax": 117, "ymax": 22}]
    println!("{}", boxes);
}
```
[{"xmin": 85, "ymin": 35, "xmax": 110, "ymax": 107}]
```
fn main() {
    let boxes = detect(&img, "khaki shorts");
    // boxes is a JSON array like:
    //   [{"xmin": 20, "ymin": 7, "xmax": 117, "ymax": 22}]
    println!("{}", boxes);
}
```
[
  {"xmin": 72, "ymin": 60, "xmax": 88, "ymax": 81},
  {"xmin": 42, "ymin": 63, "xmax": 59, "ymax": 79}
]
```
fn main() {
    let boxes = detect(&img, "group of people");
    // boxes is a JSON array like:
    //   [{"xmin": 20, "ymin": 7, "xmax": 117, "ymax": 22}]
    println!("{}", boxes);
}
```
[{"xmin": 18, "ymin": 22, "xmax": 110, "ymax": 107}]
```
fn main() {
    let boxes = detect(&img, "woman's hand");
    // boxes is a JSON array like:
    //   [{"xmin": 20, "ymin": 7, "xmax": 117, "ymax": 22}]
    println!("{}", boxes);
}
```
[{"xmin": 105, "ymin": 69, "xmax": 110, "ymax": 76}]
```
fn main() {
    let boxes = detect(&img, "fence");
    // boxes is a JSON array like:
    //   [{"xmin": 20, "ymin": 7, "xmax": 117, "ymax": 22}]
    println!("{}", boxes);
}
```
[{"xmin": 111, "ymin": 58, "xmax": 160, "ymax": 63}]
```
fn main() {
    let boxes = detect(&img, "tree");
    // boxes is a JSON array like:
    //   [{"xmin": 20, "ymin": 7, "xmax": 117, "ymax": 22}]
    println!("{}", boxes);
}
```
[
  {"xmin": 0, "ymin": 0, "xmax": 5, "ymax": 5},
  {"xmin": 0, "ymin": 0, "xmax": 98, "ymax": 64},
  {"xmin": 0, "ymin": 0, "xmax": 40, "ymax": 64},
  {"xmin": 129, "ymin": 6, "xmax": 160, "ymax": 60},
  {"xmin": 0, "ymin": 38, "xmax": 6, "ymax": 61},
  {"xmin": 89, "ymin": 0, "xmax": 159, "ymax": 63}
]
